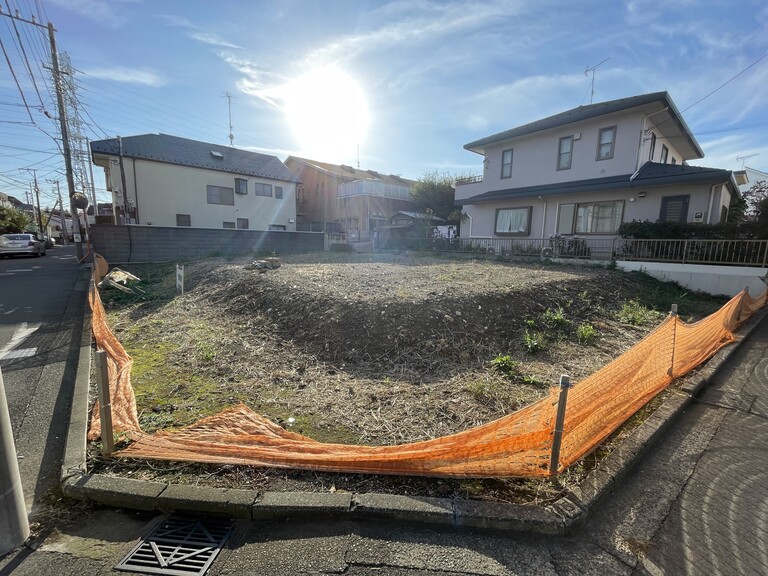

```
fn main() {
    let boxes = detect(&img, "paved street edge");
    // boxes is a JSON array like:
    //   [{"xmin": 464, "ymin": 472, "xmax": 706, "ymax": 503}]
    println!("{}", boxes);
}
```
[{"xmin": 59, "ymin": 276, "xmax": 767, "ymax": 535}]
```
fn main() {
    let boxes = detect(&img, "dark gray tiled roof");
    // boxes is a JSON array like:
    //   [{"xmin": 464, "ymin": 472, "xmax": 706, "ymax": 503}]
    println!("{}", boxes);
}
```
[
  {"xmin": 90, "ymin": 134, "xmax": 300, "ymax": 183},
  {"xmin": 456, "ymin": 162, "xmax": 734, "ymax": 206},
  {"xmin": 463, "ymin": 92, "xmax": 703, "ymax": 158}
]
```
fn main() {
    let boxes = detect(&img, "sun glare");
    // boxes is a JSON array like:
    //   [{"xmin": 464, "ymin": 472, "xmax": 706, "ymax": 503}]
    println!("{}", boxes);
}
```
[{"xmin": 284, "ymin": 66, "xmax": 370, "ymax": 160}]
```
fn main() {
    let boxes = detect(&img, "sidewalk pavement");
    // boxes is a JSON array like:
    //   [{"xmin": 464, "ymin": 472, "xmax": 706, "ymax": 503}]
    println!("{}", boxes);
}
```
[{"xmin": 55, "ymin": 268, "xmax": 768, "ymax": 536}]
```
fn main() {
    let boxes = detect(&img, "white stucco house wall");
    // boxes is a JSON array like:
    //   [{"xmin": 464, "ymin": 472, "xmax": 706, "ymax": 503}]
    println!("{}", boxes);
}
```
[
  {"xmin": 90, "ymin": 134, "xmax": 300, "ymax": 232},
  {"xmin": 455, "ymin": 92, "xmax": 740, "ymax": 241}
]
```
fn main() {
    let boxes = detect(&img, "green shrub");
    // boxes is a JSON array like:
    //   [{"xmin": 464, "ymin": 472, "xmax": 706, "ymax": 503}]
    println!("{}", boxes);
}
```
[
  {"xmin": 617, "ymin": 300, "xmax": 657, "ymax": 325},
  {"xmin": 541, "ymin": 306, "xmax": 569, "ymax": 329},
  {"xmin": 329, "ymin": 243, "xmax": 355, "ymax": 252},
  {"xmin": 523, "ymin": 329, "xmax": 546, "ymax": 354},
  {"xmin": 576, "ymin": 323, "xmax": 597, "ymax": 344},
  {"xmin": 491, "ymin": 354, "xmax": 520, "ymax": 377}
]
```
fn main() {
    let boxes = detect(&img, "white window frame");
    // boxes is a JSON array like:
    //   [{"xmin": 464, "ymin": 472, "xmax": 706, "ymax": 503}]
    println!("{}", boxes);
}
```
[
  {"xmin": 558, "ymin": 200, "xmax": 624, "ymax": 234},
  {"xmin": 557, "ymin": 136, "xmax": 573, "ymax": 170},
  {"xmin": 206, "ymin": 185, "xmax": 235, "ymax": 205},
  {"xmin": 275, "ymin": 186, "xmax": 284, "ymax": 199},
  {"xmin": 234, "ymin": 178, "xmax": 248, "ymax": 194},
  {"xmin": 501, "ymin": 148, "xmax": 513, "ymax": 179},
  {"xmin": 255, "ymin": 183, "xmax": 272, "ymax": 197},
  {"xmin": 495, "ymin": 206, "xmax": 532, "ymax": 236},
  {"xmin": 596, "ymin": 126, "xmax": 616, "ymax": 161},
  {"xmin": 236, "ymin": 217, "xmax": 249, "ymax": 229},
  {"xmin": 660, "ymin": 144, "xmax": 669, "ymax": 164}
]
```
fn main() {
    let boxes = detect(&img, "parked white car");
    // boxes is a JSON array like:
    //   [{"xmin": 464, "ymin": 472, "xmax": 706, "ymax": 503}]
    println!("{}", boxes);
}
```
[{"xmin": 0, "ymin": 233, "xmax": 47, "ymax": 257}]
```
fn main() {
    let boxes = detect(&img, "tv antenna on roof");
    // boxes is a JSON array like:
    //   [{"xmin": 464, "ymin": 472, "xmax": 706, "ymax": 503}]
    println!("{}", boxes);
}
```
[
  {"xmin": 736, "ymin": 153, "xmax": 759, "ymax": 169},
  {"xmin": 223, "ymin": 91, "xmax": 236, "ymax": 147},
  {"xmin": 585, "ymin": 58, "xmax": 610, "ymax": 104}
]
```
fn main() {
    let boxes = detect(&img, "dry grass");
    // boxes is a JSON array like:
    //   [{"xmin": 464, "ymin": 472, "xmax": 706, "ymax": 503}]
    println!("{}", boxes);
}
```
[{"xmin": 91, "ymin": 252, "xmax": 727, "ymax": 502}]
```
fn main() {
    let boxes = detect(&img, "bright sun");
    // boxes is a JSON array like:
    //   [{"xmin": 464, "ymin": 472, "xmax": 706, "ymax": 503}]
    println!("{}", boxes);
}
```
[{"xmin": 284, "ymin": 66, "xmax": 370, "ymax": 160}]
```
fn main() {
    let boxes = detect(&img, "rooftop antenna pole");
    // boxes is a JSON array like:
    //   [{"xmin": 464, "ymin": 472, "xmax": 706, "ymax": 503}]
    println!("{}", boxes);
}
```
[
  {"xmin": 223, "ymin": 91, "xmax": 236, "ymax": 147},
  {"xmin": 736, "ymin": 153, "xmax": 759, "ymax": 169},
  {"xmin": 585, "ymin": 58, "xmax": 610, "ymax": 104}
]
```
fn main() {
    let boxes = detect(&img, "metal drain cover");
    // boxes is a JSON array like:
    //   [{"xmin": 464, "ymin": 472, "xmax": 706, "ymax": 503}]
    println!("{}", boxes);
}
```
[{"xmin": 116, "ymin": 514, "xmax": 235, "ymax": 576}]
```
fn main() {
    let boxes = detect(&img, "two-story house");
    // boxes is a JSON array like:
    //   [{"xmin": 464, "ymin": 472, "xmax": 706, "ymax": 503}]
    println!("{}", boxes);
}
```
[
  {"xmin": 284, "ymin": 156, "xmax": 416, "ymax": 242},
  {"xmin": 90, "ymin": 134, "xmax": 300, "ymax": 231},
  {"xmin": 455, "ymin": 92, "xmax": 739, "ymax": 242}
]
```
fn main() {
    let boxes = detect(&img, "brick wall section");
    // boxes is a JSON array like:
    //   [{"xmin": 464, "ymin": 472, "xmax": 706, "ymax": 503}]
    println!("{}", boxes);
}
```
[{"xmin": 91, "ymin": 225, "xmax": 324, "ymax": 263}]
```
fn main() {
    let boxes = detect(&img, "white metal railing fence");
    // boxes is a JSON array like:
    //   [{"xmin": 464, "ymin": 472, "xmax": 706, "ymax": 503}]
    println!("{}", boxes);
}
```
[
  {"xmin": 617, "ymin": 238, "xmax": 768, "ymax": 267},
  {"xmin": 397, "ymin": 237, "xmax": 768, "ymax": 267}
]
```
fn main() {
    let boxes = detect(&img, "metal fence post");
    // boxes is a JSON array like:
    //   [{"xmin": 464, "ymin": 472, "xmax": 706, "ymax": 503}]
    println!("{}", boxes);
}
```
[
  {"xmin": 549, "ymin": 374, "xmax": 571, "ymax": 479},
  {"xmin": 95, "ymin": 350, "xmax": 115, "ymax": 456},
  {"xmin": 669, "ymin": 304, "xmax": 678, "ymax": 377},
  {"xmin": 0, "ymin": 365, "xmax": 30, "ymax": 555}
]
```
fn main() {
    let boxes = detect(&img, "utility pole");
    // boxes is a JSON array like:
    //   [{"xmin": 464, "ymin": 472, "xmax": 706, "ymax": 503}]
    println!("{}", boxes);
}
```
[
  {"xmin": 86, "ymin": 137, "xmax": 97, "ymax": 211},
  {"xmin": 21, "ymin": 169, "xmax": 44, "ymax": 235},
  {"xmin": 0, "ymin": 9, "xmax": 83, "ymax": 257},
  {"xmin": 48, "ymin": 22, "xmax": 82, "ymax": 259},
  {"xmin": 55, "ymin": 181, "xmax": 69, "ymax": 245},
  {"xmin": 117, "ymin": 135, "xmax": 129, "ymax": 223}
]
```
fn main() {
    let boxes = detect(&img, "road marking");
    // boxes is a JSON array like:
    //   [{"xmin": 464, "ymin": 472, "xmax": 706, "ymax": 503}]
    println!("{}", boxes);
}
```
[
  {"xmin": 0, "ymin": 348, "xmax": 36, "ymax": 360},
  {"xmin": 7, "ymin": 269, "xmax": 33, "ymax": 273},
  {"xmin": 0, "ymin": 322, "xmax": 41, "ymax": 362},
  {"xmin": 2, "ymin": 306, "xmax": 21, "ymax": 315}
]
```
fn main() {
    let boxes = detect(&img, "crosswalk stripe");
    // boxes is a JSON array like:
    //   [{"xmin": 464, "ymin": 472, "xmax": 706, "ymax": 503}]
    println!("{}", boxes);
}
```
[{"xmin": 0, "ymin": 348, "xmax": 37, "ymax": 360}]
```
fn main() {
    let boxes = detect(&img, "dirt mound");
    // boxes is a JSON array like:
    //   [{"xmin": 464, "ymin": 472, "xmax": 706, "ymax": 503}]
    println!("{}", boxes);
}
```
[{"xmin": 188, "ymin": 254, "xmax": 643, "ymax": 380}]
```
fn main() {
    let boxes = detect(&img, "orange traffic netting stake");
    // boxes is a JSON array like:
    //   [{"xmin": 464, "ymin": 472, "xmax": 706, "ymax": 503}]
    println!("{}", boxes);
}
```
[{"xmin": 87, "ymin": 264, "xmax": 766, "ymax": 478}]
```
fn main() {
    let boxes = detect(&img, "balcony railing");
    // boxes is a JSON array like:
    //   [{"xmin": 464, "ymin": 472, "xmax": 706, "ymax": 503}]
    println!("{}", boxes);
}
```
[
  {"xmin": 338, "ymin": 179, "xmax": 411, "ymax": 200},
  {"xmin": 454, "ymin": 174, "xmax": 483, "ymax": 186}
]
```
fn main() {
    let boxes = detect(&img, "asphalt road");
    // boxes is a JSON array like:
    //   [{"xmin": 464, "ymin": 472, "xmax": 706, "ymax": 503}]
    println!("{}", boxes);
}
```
[{"xmin": 0, "ymin": 245, "xmax": 86, "ymax": 514}]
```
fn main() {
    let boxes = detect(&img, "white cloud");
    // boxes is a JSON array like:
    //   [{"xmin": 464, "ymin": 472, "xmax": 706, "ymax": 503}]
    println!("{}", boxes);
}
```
[
  {"xmin": 187, "ymin": 32, "xmax": 241, "ymax": 50},
  {"xmin": 81, "ymin": 66, "xmax": 165, "ymax": 87},
  {"xmin": 158, "ymin": 13, "xmax": 241, "ymax": 50},
  {"xmin": 49, "ymin": 0, "xmax": 136, "ymax": 26}
]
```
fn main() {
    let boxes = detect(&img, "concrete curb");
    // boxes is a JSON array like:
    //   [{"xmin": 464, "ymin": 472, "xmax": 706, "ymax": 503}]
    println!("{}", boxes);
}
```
[{"xmin": 59, "ymin": 290, "xmax": 768, "ymax": 535}]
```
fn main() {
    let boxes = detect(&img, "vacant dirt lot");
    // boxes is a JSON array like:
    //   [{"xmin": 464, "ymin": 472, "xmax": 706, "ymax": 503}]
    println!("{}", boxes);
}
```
[{"xmin": 94, "ymin": 252, "xmax": 727, "ymax": 502}]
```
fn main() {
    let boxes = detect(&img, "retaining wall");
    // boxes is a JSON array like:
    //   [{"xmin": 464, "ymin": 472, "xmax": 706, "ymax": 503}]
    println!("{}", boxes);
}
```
[{"xmin": 90, "ymin": 224, "xmax": 324, "ymax": 263}]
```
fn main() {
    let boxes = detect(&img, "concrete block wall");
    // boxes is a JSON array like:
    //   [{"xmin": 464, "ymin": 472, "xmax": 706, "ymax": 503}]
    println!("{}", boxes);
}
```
[
  {"xmin": 91, "ymin": 225, "xmax": 324, "ymax": 263},
  {"xmin": 618, "ymin": 261, "xmax": 768, "ymax": 297}
]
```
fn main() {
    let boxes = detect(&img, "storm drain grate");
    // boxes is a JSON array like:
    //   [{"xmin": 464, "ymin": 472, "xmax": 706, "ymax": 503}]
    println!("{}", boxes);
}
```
[{"xmin": 115, "ymin": 514, "xmax": 235, "ymax": 576}]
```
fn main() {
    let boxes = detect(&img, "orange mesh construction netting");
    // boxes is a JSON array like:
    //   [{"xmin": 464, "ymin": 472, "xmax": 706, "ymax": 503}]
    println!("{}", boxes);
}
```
[{"xmin": 88, "ymin": 269, "xmax": 766, "ymax": 478}]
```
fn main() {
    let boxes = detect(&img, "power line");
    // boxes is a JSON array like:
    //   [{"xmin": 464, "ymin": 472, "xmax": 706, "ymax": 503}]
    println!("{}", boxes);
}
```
[
  {"xmin": 0, "ymin": 32, "xmax": 34, "ymax": 121},
  {"xmin": 680, "ymin": 52, "xmax": 768, "ymax": 115}
]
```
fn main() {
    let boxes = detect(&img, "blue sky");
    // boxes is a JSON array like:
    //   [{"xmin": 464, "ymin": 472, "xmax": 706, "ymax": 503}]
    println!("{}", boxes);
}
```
[{"xmin": 1, "ymin": 0, "xmax": 767, "ymax": 208}]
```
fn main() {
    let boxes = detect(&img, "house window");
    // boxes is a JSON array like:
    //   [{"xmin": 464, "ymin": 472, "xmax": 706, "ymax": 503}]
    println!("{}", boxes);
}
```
[
  {"xmin": 501, "ymin": 149, "xmax": 513, "ymax": 179},
  {"xmin": 596, "ymin": 126, "xmax": 616, "ymax": 160},
  {"xmin": 223, "ymin": 221, "xmax": 236, "ymax": 229},
  {"xmin": 557, "ymin": 136, "xmax": 573, "ymax": 170},
  {"xmin": 660, "ymin": 145, "xmax": 669, "ymax": 164},
  {"xmin": 648, "ymin": 132, "xmax": 657, "ymax": 161},
  {"xmin": 176, "ymin": 214, "xmax": 191, "ymax": 227},
  {"xmin": 495, "ymin": 207, "xmax": 531, "ymax": 235},
  {"xmin": 671, "ymin": 157, "xmax": 677, "ymax": 165},
  {"xmin": 255, "ymin": 183, "xmax": 272, "ymax": 197},
  {"xmin": 558, "ymin": 201, "xmax": 624, "ymax": 234},
  {"xmin": 269, "ymin": 224, "xmax": 287, "ymax": 231},
  {"xmin": 234, "ymin": 178, "xmax": 248, "ymax": 194},
  {"xmin": 659, "ymin": 195, "xmax": 689, "ymax": 223},
  {"xmin": 236, "ymin": 218, "xmax": 249, "ymax": 229},
  {"xmin": 275, "ymin": 186, "xmax": 283, "ymax": 199},
  {"xmin": 207, "ymin": 185, "xmax": 234, "ymax": 205}
]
